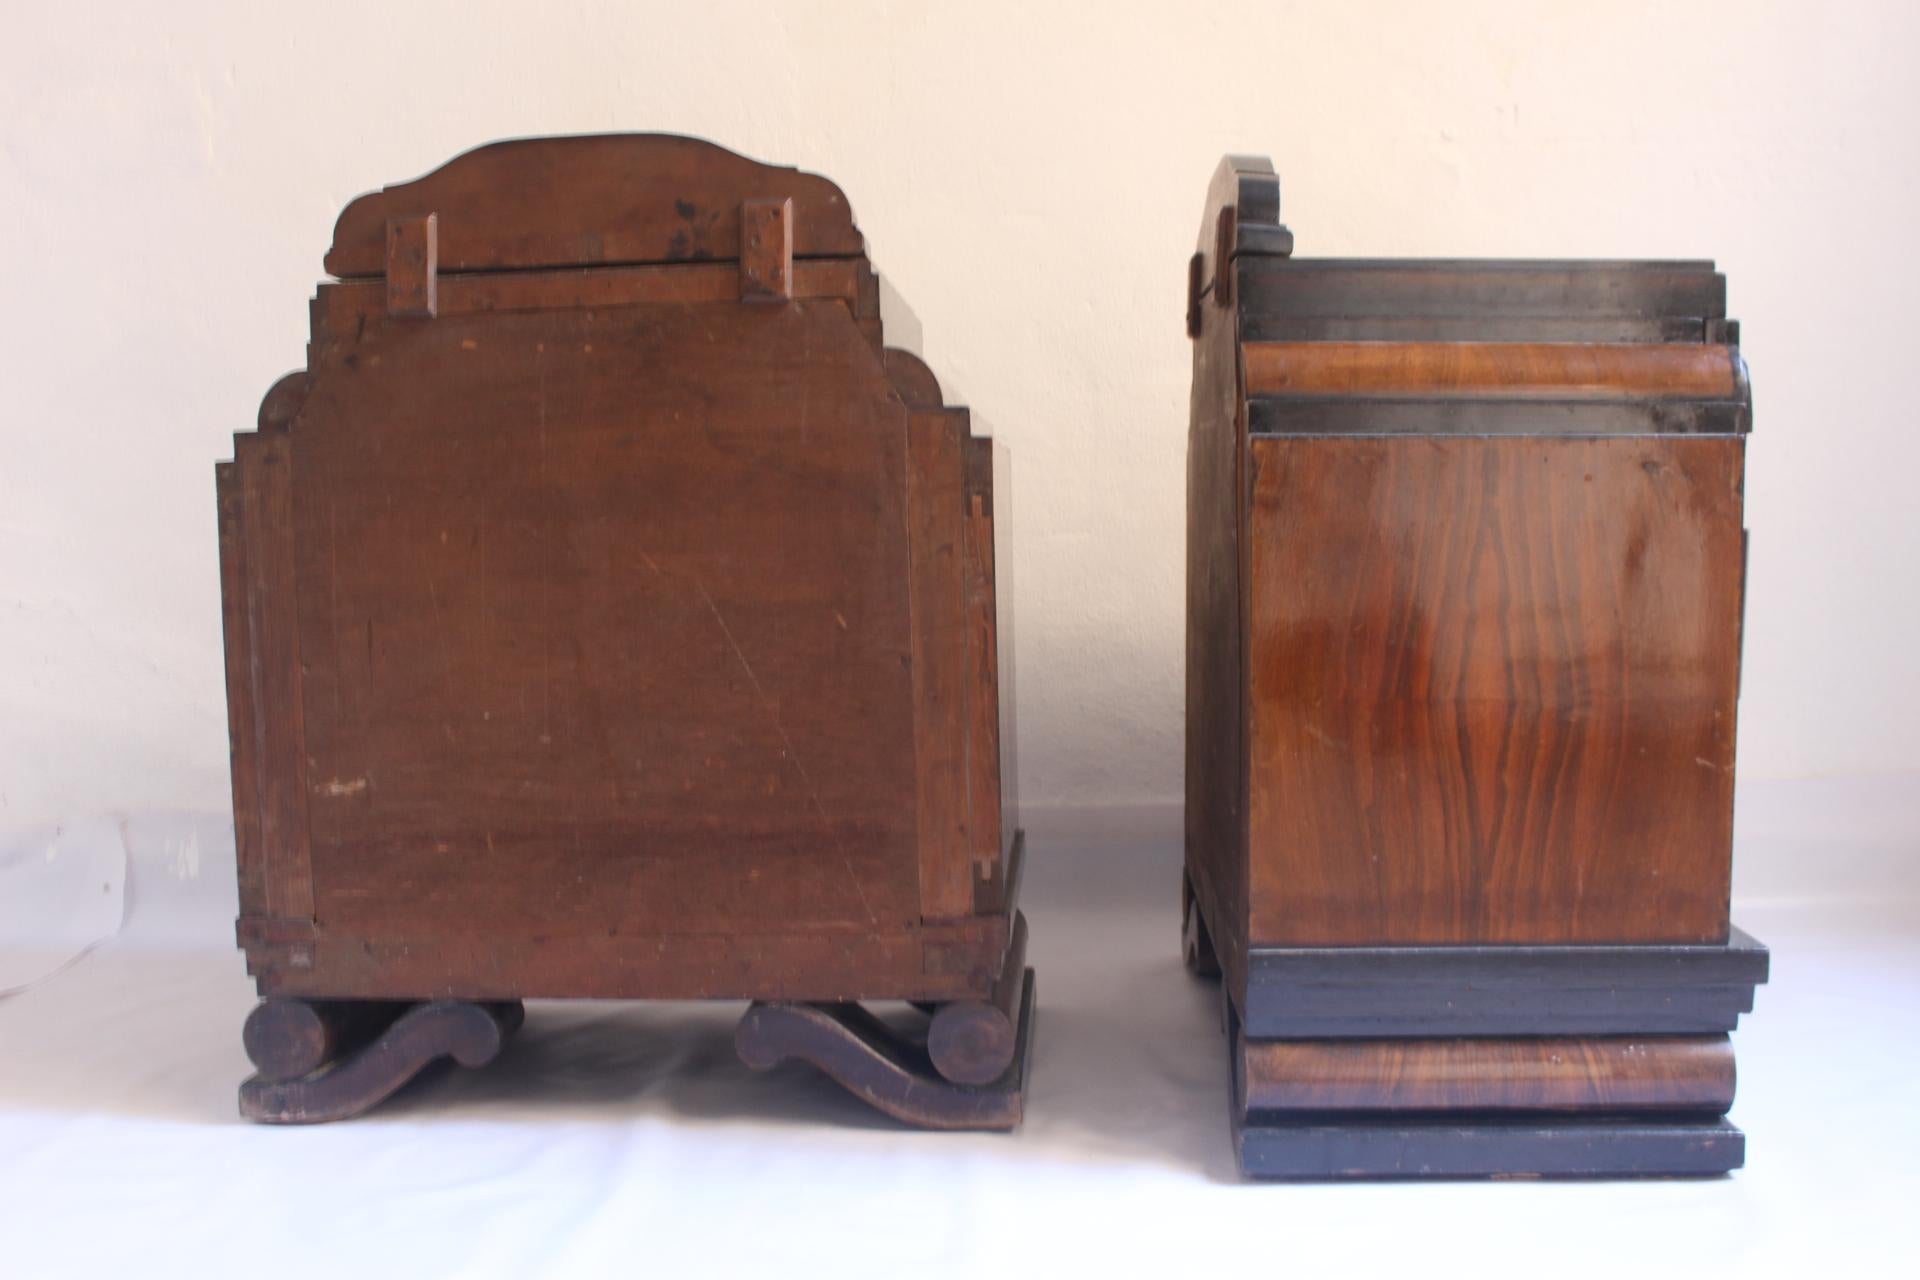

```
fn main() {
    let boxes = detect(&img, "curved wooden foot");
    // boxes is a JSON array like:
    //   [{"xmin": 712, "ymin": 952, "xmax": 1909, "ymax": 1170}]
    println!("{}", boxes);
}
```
[
  {"xmin": 1183, "ymin": 871, "xmax": 1221, "ymax": 979},
  {"xmin": 928, "ymin": 911, "xmax": 1028, "ymax": 1085},
  {"xmin": 737, "ymin": 968, "xmax": 1035, "ymax": 1131},
  {"xmin": 239, "ymin": 998, "xmax": 525, "ymax": 1124}
]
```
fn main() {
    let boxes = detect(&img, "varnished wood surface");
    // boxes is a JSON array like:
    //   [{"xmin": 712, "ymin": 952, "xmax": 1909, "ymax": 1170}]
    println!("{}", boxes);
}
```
[
  {"xmin": 1245, "ymin": 434, "xmax": 1744, "ymax": 945},
  {"xmin": 1243, "ymin": 341, "xmax": 1738, "ymax": 399},
  {"xmin": 325, "ymin": 134, "xmax": 862, "ymax": 277},
  {"xmin": 1239, "ymin": 1035, "xmax": 1736, "ymax": 1114}
]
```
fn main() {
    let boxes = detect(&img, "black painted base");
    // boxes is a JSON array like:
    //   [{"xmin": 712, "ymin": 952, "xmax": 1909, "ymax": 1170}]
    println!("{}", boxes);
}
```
[
  {"xmin": 1183, "ymin": 869, "xmax": 1762, "ymax": 1180},
  {"xmin": 1236, "ymin": 1112, "xmax": 1746, "ymax": 1179}
]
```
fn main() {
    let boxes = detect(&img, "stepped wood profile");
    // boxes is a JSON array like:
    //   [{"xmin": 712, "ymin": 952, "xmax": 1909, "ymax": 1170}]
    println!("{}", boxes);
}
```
[
  {"xmin": 1182, "ymin": 155, "xmax": 1767, "ymax": 1178},
  {"xmin": 218, "ymin": 134, "xmax": 1028, "ymax": 1127}
]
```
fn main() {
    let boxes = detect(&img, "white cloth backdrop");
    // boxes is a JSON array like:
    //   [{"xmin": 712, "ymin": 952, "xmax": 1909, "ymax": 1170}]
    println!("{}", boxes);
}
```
[{"xmin": 1, "ymin": 779, "xmax": 1916, "ymax": 1277}]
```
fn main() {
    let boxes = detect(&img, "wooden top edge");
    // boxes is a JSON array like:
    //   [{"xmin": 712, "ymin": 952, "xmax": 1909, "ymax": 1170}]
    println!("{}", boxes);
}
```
[
  {"xmin": 1248, "ymin": 930, "xmax": 1769, "ymax": 968},
  {"xmin": 1196, "ymin": 153, "xmax": 1289, "ymax": 256},
  {"xmin": 1243, "ymin": 257, "xmax": 1720, "ymax": 273},
  {"xmin": 325, "ymin": 133, "xmax": 864, "ymax": 278}
]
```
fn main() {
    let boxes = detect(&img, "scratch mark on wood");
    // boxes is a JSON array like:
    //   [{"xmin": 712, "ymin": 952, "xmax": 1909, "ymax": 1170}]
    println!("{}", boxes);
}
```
[{"xmin": 639, "ymin": 548, "xmax": 877, "ymax": 924}]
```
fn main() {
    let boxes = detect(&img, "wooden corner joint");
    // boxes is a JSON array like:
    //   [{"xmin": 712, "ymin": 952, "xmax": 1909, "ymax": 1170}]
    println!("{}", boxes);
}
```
[
  {"xmin": 386, "ymin": 213, "xmax": 438, "ymax": 319},
  {"xmin": 740, "ymin": 197, "xmax": 793, "ymax": 302}
]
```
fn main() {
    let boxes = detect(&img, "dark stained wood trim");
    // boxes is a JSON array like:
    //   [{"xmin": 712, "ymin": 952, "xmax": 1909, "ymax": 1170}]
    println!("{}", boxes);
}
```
[
  {"xmin": 1243, "ymin": 926, "xmax": 1768, "ymax": 1038},
  {"xmin": 1248, "ymin": 396, "xmax": 1750, "ymax": 435},
  {"xmin": 1238, "ymin": 260, "xmax": 1725, "ymax": 320},
  {"xmin": 1236, "ymin": 1114, "xmax": 1745, "ymax": 1179},
  {"xmin": 1243, "ymin": 313, "xmax": 1712, "ymax": 343}
]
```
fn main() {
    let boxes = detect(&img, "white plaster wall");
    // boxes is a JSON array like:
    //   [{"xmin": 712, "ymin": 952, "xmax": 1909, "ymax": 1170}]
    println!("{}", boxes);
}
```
[{"xmin": 3, "ymin": 0, "xmax": 1916, "ymax": 831}]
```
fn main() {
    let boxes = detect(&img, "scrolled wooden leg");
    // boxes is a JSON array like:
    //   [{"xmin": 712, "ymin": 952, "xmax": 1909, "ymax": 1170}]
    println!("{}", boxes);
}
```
[
  {"xmin": 242, "ymin": 999, "xmax": 406, "ymax": 1082},
  {"xmin": 927, "ymin": 911, "xmax": 1028, "ymax": 1086},
  {"xmin": 239, "ymin": 998, "xmax": 525, "ymax": 1124},
  {"xmin": 736, "ymin": 970, "xmax": 1035, "ymax": 1131}
]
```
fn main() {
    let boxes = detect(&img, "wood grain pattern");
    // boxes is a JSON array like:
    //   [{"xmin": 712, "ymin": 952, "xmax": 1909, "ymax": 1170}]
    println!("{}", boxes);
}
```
[
  {"xmin": 233, "ymin": 423, "xmax": 315, "ymax": 926},
  {"xmin": 1239, "ymin": 1035, "xmax": 1736, "ymax": 1114},
  {"xmin": 1244, "ymin": 341, "xmax": 1738, "ymax": 399},
  {"xmin": 1186, "ymin": 155, "xmax": 1759, "ymax": 1177},
  {"xmin": 291, "ymin": 299, "xmax": 935, "ymax": 953},
  {"xmin": 1245, "ymin": 434, "xmax": 1745, "ymax": 945},
  {"xmin": 225, "ymin": 138, "xmax": 1020, "ymax": 1013}
]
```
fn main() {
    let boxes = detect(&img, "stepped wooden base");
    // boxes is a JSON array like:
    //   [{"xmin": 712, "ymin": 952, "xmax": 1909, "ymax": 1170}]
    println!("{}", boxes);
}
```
[
  {"xmin": 1228, "ymin": 1012, "xmax": 1745, "ymax": 1177},
  {"xmin": 239, "ymin": 999, "xmax": 524, "ymax": 1124},
  {"xmin": 1185, "ymin": 872, "xmax": 1765, "ymax": 1179},
  {"xmin": 1225, "ymin": 1013, "xmax": 1747, "ymax": 1179},
  {"xmin": 737, "ymin": 969, "xmax": 1036, "ymax": 1130}
]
